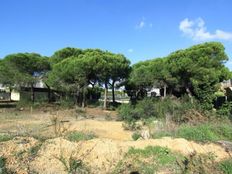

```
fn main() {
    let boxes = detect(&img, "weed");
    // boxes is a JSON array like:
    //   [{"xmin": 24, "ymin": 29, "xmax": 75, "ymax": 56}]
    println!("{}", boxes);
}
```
[
  {"xmin": 152, "ymin": 123, "xmax": 232, "ymax": 142},
  {"xmin": 113, "ymin": 146, "xmax": 183, "ymax": 174},
  {"xmin": 49, "ymin": 113, "xmax": 70, "ymax": 137},
  {"xmin": 176, "ymin": 152, "xmax": 219, "ymax": 174},
  {"xmin": 65, "ymin": 131, "xmax": 96, "ymax": 142},
  {"xmin": 176, "ymin": 123, "xmax": 232, "ymax": 142},
  {"xmin": 59, "ymin": 155, "xmax": 89, "ymax": 174},
  {"xmin": 0, "ymin": 134, "xmax": 13, "ymax": 142},
  {"xmin": 28, "ymin": 143, "xmax": 43, "ymax": 158},
  {"xmin": 0, "ymin": 156, "xmax": 7, "ymax": 174},
  {"xmin": 219, "ymin": 158, "xmax": 232, "ymax": 174},
  {"xmin": 132, "ymin": 132, "xmax": 141, "ymax": 141}
]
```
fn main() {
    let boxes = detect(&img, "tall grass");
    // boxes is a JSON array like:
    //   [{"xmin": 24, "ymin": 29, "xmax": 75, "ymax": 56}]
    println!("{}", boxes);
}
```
[{"xmin": 152, "ymin": 123, "xmax": 232, "ymax": 142}]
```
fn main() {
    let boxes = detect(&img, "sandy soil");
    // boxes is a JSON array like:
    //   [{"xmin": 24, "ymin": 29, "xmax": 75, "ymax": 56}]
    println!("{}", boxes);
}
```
[
  {"xmin": 0, "ymin": 108, "xmax": 232, "ymax": 173},
  {"xmin": 0, "ymin": 136, "xmax": 231, "ymax": 174}
]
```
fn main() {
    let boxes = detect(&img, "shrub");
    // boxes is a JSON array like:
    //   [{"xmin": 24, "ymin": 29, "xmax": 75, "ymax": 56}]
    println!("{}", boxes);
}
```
[
  {"xmin": 113, "ymin": 146, "xmax": 183, "ymax": 174},
  {"xmin": 151, "ymin": 123, "xmax": 232, "ymax": 142},
  {"xmin": 118, "ymin": 98, "xmax": 157, "ymax": 122},
  {"xmin": 59, "ymin": 155, "xmax": 89, "ymax": 174},
  {"xmin": 0, "ymin": 134, "xmax": 13, "ymax": 142},
  {"xmin": 65, "ymin": 131, "xmax": 96, "ymax": 142},
  {"xmin": 59, "ymin": 98, "xmax": 74, "ymax": 109},
  {"xmin": 132, "ymin": 132, "xmax": 141, "ymax": 140},
  {"xmin": 176, "ymin": 152, "xmax": 219, "ymax": 173},
  {"xmin": 0, "ymin": 156, "xmax": 7, "ymax": 174},
  {"xmin": 219, "ymin": 158, "xmax": 232, "ymax": 174},
  {"xmin": 28, "ymin": 143, "xmax": 43, "ymax": 158},
  {"xmin": 176, "ymin": 123, "xmax": 232, "ymax": 142},
  {"xmin": 217, "ymin": 101, "xmax": 232, "ymax": 121}
]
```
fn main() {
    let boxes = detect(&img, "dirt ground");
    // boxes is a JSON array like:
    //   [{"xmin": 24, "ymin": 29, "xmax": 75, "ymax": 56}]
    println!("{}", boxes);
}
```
[{"xmin": 0, "ymin": 108, "xmax": 232, "ymax": 174}]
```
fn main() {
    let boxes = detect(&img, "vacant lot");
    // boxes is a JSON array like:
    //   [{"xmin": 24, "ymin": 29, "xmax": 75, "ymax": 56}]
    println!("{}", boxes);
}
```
[{"xmin": 0, "ymin": 107, "xmax": 232, "ymax": 174}]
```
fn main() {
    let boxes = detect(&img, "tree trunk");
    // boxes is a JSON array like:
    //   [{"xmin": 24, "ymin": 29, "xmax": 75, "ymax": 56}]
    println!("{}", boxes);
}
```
[
  {"xmin": 186, "ymin": 87, "xmax": 193, "ymax": 103},
  {"xmin": 9, "ymin": 88, "xmax": 12, "ymax": 101},
  {"xmin": 163, "ymin": 84, "xmax": 167, "ymax": 98},
  {"xmin": 82, "ymin": 87, "xmax": 86, "ymax": 108},
  {"xmin": 103, "ymin": 82, "xmax": 108, "ymax": 110},
  {"xmin": 45, "ymin": 83, "xmax": 51, "ymax": 103},
  {"xmin": 31, "ymin": 83, "xmax": 35, "ymax": 103},
  {"xmin": 112, "ymin": 81, "xmax": 115, "ymax": 104}
]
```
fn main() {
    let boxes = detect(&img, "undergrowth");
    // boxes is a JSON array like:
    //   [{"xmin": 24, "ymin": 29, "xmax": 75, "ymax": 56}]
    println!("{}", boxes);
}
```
[
  {"xmin": 219, "ymin": 158, "xmax": 232, "ymax": 174},
  {"xmin": 113, "ymin": 146, "xmax": 183, "ymax": 174},
  {"xmin": 65, "ymin": 131, "xmax": 96, "ymax": 142},
  {"xmin": 0, "ymin": 134, "xmax": 13, "ymax": 142},
  {"xmin": 152, "ymin": 123, "xmax": 232, "ymax": 142}
]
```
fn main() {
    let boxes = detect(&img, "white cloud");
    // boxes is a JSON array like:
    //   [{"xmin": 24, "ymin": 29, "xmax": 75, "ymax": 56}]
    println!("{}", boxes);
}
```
[
  {"xmin": 128, "ymin": 49, "xmax": 134, "ymax": 53},
  {"xmin": 136, "ymin": 18, "xmax": 152, "ymax": 29},
  {"xmin": 139, "ymin": 21, "xmax": 145, "ymax": 28},
  {"xmin": 179, "ymin": 18, "xmax": 232, "ymax": 41}
]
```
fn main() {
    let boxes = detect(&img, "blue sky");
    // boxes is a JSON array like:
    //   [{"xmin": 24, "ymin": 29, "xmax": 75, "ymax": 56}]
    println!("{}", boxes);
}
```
[{"xmin": 0, "ymin": 0, "xmax": 232, "ymax": 68}]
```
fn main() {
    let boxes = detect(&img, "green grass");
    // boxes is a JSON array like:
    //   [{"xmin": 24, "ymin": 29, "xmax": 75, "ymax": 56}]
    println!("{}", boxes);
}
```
[
  {"xmin": 176, "ymin": 123, "xmax": 232, "ymax": 142},
  {"xmin": 152, "ymin": 123, "xmax": 232, "ymax": 142},
  {"xmin": 219, "ymin": 159, "xmax": 232, "ymax": 174},
  {"xmin": 113, "ymin": 146, "xmax": 183, "ymax": 174},
  {"xmin": 65, "ymin": 131, "xmax": 96, "ymax": 142},
  {"xmin": 0, "ymin": 156, "xmax": 7, "ymax": 174},
  {"xmin": 0, "ymin": 134, "xmax": 13, "ymax": 142}
]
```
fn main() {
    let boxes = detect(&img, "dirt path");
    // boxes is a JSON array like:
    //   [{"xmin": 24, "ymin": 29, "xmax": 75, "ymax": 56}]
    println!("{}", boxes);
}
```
[{"xmin": 68, "ymin": 120, "xmax": 132, "ymax": 140}]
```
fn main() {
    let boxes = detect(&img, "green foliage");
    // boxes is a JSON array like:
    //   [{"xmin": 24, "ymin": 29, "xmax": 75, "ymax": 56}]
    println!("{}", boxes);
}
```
[
  {"xmin": 113, "ymin": 146, "xmax": 182, "ymax": 174},
  {"xmin": 118, "ymin": 98, "xmax": 157, "ymax": 122},
  {"xmin": 51, "ymin": 47, "xmax": 83, "ymax": 65},
  {"xmin": 217, "ymin": 101, "xmax": 232, "ymax": 120},
  {"xmin": 127, "ymin": 42, "xmax": 231, "ymax": 109},
  {"xmin": 219, "ymin": 158, "xmax": 232, "ymax": 174},
  {"xmin": 152, "ymin": 123, "xmax": 232, "ymax": 142},
  {"xmin": 118, "ymin": 97, "xmax": 203, "ymax": 124},
  {"xmin": 48, "ymin": 48, "xmax": 131, "ymax": 108},
  {"xmin": 28, "ymin": 143, "xmax": 43, "ymax": 158},
  {"xmin": 0, "ymin": 134, "xmax": 13, "ymax": 142},
  {"xmin": 167, "ymin": 42, "xmax": 231, "ymax": 109},
  {"xmin": 176, "ymin": 152, "xmax": 218, "ymax": 174},
  {"xmin": 65, "ymin": 131, "xmax": 96, "ymax": 142},
  {"xmin": 132, "ymin": 132, "xmax": 141, "ymax": 140},
  {"xmin": 2, "ymin": 53, "xmax": 50, "ymax": 85},
  {"xmin": 59, "ymin": 98, "xmax": 74, "ymax": 109},
  {"xmin": 59, "ymin": 155, "xmax": 89, "ymax": 174},
  {"xmin": 0, "ymin": 156, "xmax": 7, "ymax": 174},
  {"xmin": 176, "ymin": 123, "xmax": 232, "ymax": 142}
]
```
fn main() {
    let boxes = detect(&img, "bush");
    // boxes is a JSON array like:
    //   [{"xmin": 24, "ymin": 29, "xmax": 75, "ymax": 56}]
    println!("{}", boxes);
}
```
[
  {"xmin": 132, "ymin": 132, "xmax": 141, "ymax": 140},
  {"xmin": 151, "ymin": 123, "xmax": 232, "ymax": 142},
  {"xmin": 118, "ymin": 97, "xmax": 205, "ymax": 124},
  {"xmin": 113, "ymin": 146, "xmax": 182, "ymax": 174},
  {"xmin": 59, "ymin": 98, "xmax": 74, "ymax": 108},
  {"xmin": 0, "ymin": 134, "xmax": 13, "ymax": 142},
  {"xmin": 217, "ymin": 101, "xmax": 232, "ymax": 121},
  {"xmin": 176, "ymin": 152, "xmax": 218, "ymax": 173},
  {"xmin": 0, "ymin": 156, "xmax": 7, "ymax": 174},
  {"xmin": 65, "ymin": 131, "xmax": 96, "ymax": 142},
  {"xmin": 219, "ymin": 158, "xmax": 232, "ymax": 174},
  {"xmin": 176, "ymin": 123, "xmax": 232, "ymax": 142},
  {"xmin": 118, "ymin": 98, "xmax": 157, "ymax": 122}
]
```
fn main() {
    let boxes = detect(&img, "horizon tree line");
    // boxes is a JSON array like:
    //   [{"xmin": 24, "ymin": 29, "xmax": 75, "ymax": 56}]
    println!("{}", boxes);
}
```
[{"xmin": 0, "ymin": 42, "xmax": 231, "ymax": 110}]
